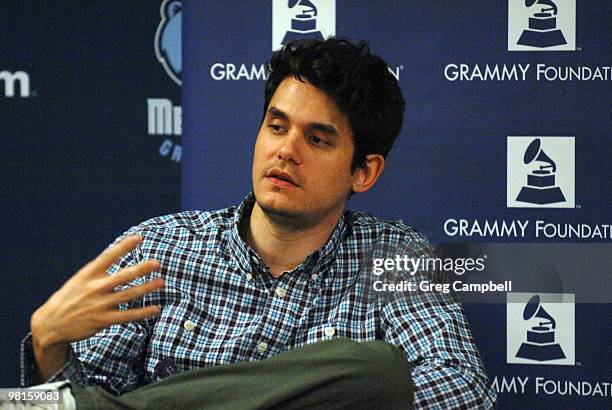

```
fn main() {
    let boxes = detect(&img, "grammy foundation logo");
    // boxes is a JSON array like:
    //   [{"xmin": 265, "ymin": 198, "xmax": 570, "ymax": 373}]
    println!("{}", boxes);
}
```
[
  {"xmin": 507, "ymin": 292, "xmax": 575, "ymax": 365},
  {"xmin": 272, "ymin": 0, "xmax": 336, "ymax": 50},
  {"xmin": 515, "ymin": 295, "xmax": 565, "ymax": 361},
  {"xmin": 515, "ymin": 138, "xmax": 565, "ymax": 205},
  {"xmin": 507, "ymin": 137, "xmax": 575, "ymax": 208},
  {"xmin": 517, "ymin": 0, "xmax": 566, "ymax": 47},
  {"xmin": 508, "ymin": 0, "xmax": 576, "ymax": 51}
]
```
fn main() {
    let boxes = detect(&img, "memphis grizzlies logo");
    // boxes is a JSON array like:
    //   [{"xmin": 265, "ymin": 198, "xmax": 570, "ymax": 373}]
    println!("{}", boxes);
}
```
[{"xmin": 155, "ymin": 0, "xmax": 182, "ymax": 85}]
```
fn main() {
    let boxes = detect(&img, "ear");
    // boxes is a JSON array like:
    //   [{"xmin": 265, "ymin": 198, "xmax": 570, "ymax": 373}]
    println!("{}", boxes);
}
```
[{"xmin": 351, "ymin": 154, "xmax": 385, "ymax": 193}]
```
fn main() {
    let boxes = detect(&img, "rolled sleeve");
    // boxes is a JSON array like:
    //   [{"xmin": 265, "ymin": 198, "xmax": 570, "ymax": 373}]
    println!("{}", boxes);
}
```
[{"xmin": 20, "ymin": 333, "xmax": 87, "ymax": 387}]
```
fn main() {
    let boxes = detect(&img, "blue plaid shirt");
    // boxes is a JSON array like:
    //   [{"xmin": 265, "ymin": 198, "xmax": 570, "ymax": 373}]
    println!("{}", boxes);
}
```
[{"xmin": 22, "ymin": 193, "xmax": 496, "ymax": 408}]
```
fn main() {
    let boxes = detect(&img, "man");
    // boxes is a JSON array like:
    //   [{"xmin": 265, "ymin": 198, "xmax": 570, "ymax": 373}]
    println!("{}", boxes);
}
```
[{"xmin": 14, "ymin": 38, "xmax": 496, "ymax": 408}]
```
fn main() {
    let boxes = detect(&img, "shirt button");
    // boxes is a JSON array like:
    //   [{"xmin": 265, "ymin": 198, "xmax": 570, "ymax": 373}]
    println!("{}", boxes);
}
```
[
  {"xmin": 246, "ymin": 273, "xmax": 253, "ymax": 280},
  {"xmin": 184, "ymin": 320, "xmax": 195, "ymax": 331},
  {"xmin": 324, "ymin": 326, "xmax": 335, "ymax": 337},
  {"xmin": 257, "ymin": 342, "xmax": 268, "ymax": 353},
  {"xmin": 275, "ymin": 287, "xmax": 286, "ymax": 298}
]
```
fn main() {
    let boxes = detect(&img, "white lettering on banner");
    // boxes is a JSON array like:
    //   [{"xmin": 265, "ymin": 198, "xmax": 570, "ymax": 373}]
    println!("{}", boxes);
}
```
[
  {"xmin": 492, "ymin": 376, "xmax": 529, "ymax": 394},
  {"xmin": 443, "ymin": 64, "xmax": 530, "ymax": 81},
  {"xmin": 210, "ymin": 63, "xmax": 404, "ymax": 81},
  {"xmin": 535, "ymin": 221, "xmax": 612, "ymax": 239},
  {"xmin": 535, "ymin": 378, "xmax": 611, "ymax": 397},
  {"xmin": 147, "ymin": 99, "xmax": 182, "ymax": 136},
  {"xmin": 443, "ymin": 219, "xmax": 612, "ymax": 239},
  {"xmin": 443, "ymin": 219, "xmax": 529, "ymax": 238},
  {"xmin": 443, "ymin": 64, "xmax": 611, "ymax": 82},
  {"xmin": 210, "ymin": 63, "xmax": 268, "ymax": 81},
  {"xmin": 387, "ymin": 66, "xmax": 404, "ymax": 81},
  {"xmin": 0, "ymin": 71, "xmax": 30, "ymax": 97},
  {"xmin": 492, "ymin": 376, "xmax": 612, "ymax": 397},
  {"xmin": 536, "ymin": 64, "xmax": 612, "ymax": 81}
]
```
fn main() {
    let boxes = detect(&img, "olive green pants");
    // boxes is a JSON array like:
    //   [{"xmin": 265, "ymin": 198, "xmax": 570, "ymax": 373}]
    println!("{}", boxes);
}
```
[{"xmin": 73, "ymin": 338, "xmax": 414, "ymax": 409}]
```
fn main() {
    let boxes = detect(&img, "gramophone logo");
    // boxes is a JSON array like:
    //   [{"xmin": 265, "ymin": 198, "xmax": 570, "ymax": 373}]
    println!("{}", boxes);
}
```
[
  {"xmin": 507, "ymin": 292, "xmax": 575, "ymax": 365},
  {"xmin": 272, "ymin": 0, "xmax": 336, "ymax": 51},
  {"xmin": 507, "ymin": 137, "xmax": 575, "ymax": 208},
  {"xmin": 508, "ymin": 0, "xmax": 576, "ymax": 51}
]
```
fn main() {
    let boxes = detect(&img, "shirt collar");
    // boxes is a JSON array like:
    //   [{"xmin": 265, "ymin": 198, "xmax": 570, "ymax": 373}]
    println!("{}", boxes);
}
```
[
  {"xmin": 227, "ymin": 192, "xmax": 349, "ymax": 276},
  {"xmin": 311, "ymin": 211, "xmax": 347, "ymax": 271},
  {"xmin": 228, "ymin": 192, "xmax": 257, "ymax": 273}
]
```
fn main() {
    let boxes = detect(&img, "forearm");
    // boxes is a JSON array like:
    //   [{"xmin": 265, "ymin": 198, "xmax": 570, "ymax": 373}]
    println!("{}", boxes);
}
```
[
  {"xmin": 30, "ymin": 304, "xmax": 71, "ymax": 382},
  {"xmin": 412, "ymin": 360, "xmax": 494, "ymax": 409}
]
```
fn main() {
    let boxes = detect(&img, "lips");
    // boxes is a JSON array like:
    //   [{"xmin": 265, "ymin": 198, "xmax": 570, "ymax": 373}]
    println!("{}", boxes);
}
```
[{"xmin": 266, "ymin": 169, "xmax": 299, "ymax": 187}]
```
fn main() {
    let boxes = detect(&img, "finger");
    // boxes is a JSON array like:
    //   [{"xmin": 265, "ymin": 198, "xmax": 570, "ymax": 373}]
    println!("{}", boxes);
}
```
[
  {"xmin": 105, "ymin": 278, "xmax": 165, "ymax": 307},
  {"xmin": 102, "ymin": 305, "xmax": 161, "ymax": 326},
  {"xmin": 84, "ymin": 236, "xmax": 143, "ymax": 276},
  {"xmin": 99, "ymin": 259, "xmax": 160, "ymax": 291}
]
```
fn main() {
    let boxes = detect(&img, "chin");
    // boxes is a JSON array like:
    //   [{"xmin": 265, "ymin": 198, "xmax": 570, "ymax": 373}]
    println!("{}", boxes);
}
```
[{"xmin": 255, "ymin": 190, "xmax": 304, "ymax": 219}]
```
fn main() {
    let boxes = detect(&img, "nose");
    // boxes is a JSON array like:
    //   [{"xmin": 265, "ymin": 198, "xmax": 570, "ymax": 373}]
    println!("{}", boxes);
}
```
[{"xmin": 276, "ymin": 130, "xmax": 303, "ymax": 165}]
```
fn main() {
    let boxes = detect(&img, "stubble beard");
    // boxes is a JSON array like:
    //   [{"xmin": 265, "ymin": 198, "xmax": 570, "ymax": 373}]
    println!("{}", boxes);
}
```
[
  {"xmin": 254, "ymin": 190, "xmax": 348, "ymax": 232},
  {"xmin": 255, "ymin": 194, "xmax": 312, "ymax": 230}
]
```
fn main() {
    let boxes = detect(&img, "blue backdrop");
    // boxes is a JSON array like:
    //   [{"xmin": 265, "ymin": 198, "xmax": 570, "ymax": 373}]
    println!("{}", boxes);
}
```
[
  {"xmin": 182, "ymin": 1, "xmax": 611, "ymax": 408},
  {"xmin": 2, "ymin": 1, "xmax": 610, "ymax": 408}
]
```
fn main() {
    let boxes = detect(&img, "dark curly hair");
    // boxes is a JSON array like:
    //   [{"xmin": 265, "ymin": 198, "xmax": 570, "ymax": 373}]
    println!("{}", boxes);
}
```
[{"xmin": 263, "ymin": 38, "xmax": 405, "ymax": 172}]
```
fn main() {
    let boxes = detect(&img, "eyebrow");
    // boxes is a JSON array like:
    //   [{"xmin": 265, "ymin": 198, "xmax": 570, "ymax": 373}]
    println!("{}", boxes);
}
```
[{"xmin": 267, "ymin": 106, "xmax": 339, "ymax": 137}]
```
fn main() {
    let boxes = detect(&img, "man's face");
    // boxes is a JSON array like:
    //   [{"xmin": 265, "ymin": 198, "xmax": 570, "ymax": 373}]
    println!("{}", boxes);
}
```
[{"xmin": 252, "ymin": 77, "xmax": 357, "ymax": 226}]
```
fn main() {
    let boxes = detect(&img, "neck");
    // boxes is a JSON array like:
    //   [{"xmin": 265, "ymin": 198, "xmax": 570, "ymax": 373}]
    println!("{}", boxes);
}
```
[{"xmin": 244, "ymin": 202, "xmax": 343, "ymax": 278}]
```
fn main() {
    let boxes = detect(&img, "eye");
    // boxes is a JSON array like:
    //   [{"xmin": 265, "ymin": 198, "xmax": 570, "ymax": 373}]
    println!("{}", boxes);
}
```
[
  {"xmin": 309, "ymin": 136, "xmax": 327, "ymax": 145},
  {"xmin": 269, "ymin": 124, "xmax": 286, "ymax": 133}
]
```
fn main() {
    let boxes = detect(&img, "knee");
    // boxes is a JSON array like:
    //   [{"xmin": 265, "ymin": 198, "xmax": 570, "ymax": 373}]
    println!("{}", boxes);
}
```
[
  {"xmin": 327, "ymin": 338, "xmax": 414, "ymax": 406},
  {"xmin": 332, "ymin": 339, "xmax": 413, "ymax": 393},
  {"xmin": 361, "ymin": 340, "xmax": 412, "ymax": 380}
]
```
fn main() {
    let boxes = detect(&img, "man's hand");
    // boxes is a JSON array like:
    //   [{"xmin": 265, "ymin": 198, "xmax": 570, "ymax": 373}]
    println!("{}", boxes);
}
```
[{"xmin": 30, "ymin": 235, "xmax": 165, "ymax": 381}]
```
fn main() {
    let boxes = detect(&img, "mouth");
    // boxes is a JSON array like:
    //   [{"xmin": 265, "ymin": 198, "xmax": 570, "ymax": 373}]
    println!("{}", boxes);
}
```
[{"xmin": 265, "ymin": 169, "xmax": 299, "ymax": 187}]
